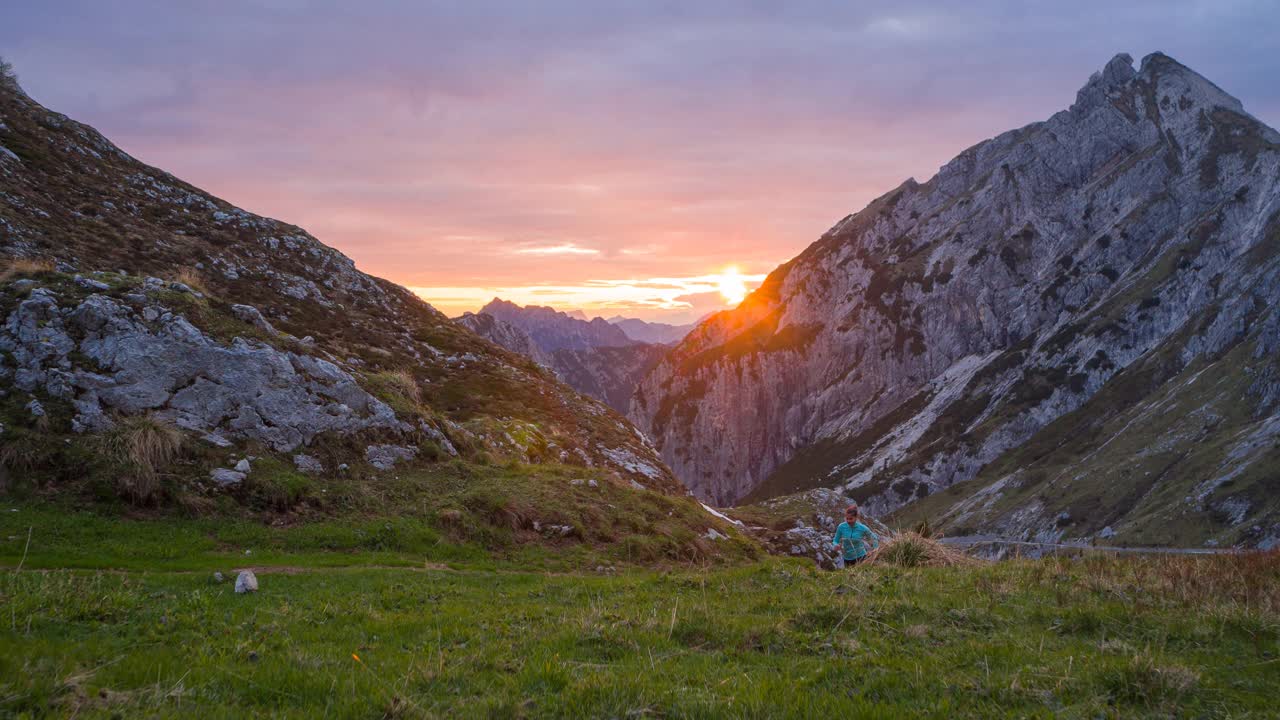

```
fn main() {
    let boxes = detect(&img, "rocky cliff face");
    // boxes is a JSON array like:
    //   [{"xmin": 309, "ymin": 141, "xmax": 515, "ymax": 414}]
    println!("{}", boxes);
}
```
[
  {"xmin": 0, "ymin": 74, "xmax": 679, "ymax": 495},
  {"xmin": 545, "ymin": 344, "xmax": 671, "ymax": 414},
  {"xmin": 632, "ymin": 53, "xmax": 1280, "ymax": 546},
  {"xmin": 456, "ymin": 304, "xmax": 668, "ymax": 414}
]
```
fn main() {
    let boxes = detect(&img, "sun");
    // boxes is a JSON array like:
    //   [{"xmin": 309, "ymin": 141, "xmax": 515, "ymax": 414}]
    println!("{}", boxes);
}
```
[{"xmin": 718, "ymin": 266, "xmax": 748, "ymax": 306}]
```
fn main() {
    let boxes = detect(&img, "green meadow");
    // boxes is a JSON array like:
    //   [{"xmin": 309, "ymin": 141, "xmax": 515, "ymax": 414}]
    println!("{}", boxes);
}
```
[{"xmin": 2, "ymin": 507, "xmax": 1278, "ymax": 718}]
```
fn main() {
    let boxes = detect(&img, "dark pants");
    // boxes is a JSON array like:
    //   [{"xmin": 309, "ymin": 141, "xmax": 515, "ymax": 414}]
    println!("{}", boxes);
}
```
[{"xmin": 844, "ymin": 556, "xmax": 866, "ymax": 566}]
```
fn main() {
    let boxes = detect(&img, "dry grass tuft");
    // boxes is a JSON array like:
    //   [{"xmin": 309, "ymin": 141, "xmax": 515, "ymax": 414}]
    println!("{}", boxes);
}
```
[
  {"xmin": 1, "ymin": 256, "xmax": 55, "ymax": 282},
  {"xmin": 863, "ymin": 532, "xmax": 978, "ymax": 568},
  {"xmin": 1049, "ymin": 548, "xmax": 1280, "ymax": 615},
  {"xmin": 170, "ymin": 267, "xmax": 210, "ymax": 295},
  {"xmin": 1106, "ymin": 653, "xmax": 1199, "ymax": 705},
  {"xmin": 382, "ymin": 369, "xmax": 421, "ymax": 404},
  {"xmin": 363, "ymin": 369, "xmax": 428, "ymax": 421},
  {"xmin": 105, "ymin": 416, "xmax": 184, "ymax": 503}
]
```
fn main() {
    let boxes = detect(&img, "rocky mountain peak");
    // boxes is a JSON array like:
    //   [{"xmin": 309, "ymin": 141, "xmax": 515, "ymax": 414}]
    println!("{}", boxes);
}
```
[
  {"xmin": 1071, "ymin": 51, "xmax": 1247, "ymax": 120},
  {"xmin": 632, "ymin": 52, "xmax": 1280, "ymax": 547}
]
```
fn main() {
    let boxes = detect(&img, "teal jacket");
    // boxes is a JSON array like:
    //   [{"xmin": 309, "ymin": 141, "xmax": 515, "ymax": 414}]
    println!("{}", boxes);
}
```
[{"xmin": 832, "ymin": 521, "xmax": 878, "ymax": 561}]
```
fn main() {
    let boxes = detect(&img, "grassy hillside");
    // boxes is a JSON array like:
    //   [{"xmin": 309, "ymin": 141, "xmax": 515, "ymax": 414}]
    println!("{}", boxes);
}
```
[
  {"xmin": 0, "ymin": 75, "xmax": 683, "ymax": 506},
  {"xmin": 0, "ymin": 448, "xmax": 758, "ymax": 573},
  {"xmin": 2, "ymin": 536, "xmax": 1276, "ymax": 717}
]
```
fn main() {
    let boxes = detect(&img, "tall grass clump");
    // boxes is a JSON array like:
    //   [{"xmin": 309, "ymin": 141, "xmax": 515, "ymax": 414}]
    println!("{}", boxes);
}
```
[
  {"xmin": 1045, "ymin": 548, "xmax": 1280, "ymax": 615},
  {"xmin": 1, "ymin": 257, "xmax": 55, "ymax": 282},
  {"xmin": 380, "ymin": 368, "xmax": 421, "ymax": 404},
  {"xmin": 363, "ymin": 368, "xmax": 427, "ymax": 419},
  {"xmin": 104, "ymin": 416, "xmax": 184, "ymax": 503},
  {"xmin": 1103, "ymin": 654, "xmax": 1199, "ymax": 706},
  {"xmin": 170, "ymin": 267, "xmax": 210, "ymax": 295},
  {"xmin": 864, "ymin": 531, "xmax": 977, "ymax": 568}
]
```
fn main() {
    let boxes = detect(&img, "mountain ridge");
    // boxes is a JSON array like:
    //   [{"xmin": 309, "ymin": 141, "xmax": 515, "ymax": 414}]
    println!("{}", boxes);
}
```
[
  {"xmin": 608, "ymin": 316, "xmax": 701, "ymax": 345},
  {"xmin": 0, "ymin": 73, "xmax": 682, "ymax": 498},
  {"xmin": 632, "ymin": 52, "xmax": 1280, "ymax": 547},
  {"xmin": 479, "ymin": 298, "xmax": 635, "ymax": 351},
  {"xmin": 456, "ymin": 300, "xmax": 668, "ymax": 413}
]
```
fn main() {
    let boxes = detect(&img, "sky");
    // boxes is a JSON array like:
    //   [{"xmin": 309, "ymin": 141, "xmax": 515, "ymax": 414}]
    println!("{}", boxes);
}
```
[{"xmin": 4, "ymin": 1, "xmax": 1279, "ymax": 321}]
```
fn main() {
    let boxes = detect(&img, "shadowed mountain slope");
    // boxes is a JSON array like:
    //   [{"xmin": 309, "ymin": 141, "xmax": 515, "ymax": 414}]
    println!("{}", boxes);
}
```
[
  {"xmin": 456, "ymin": 302, "xmax": 668, "ymax": 414},
  {"xmin": 0, "ymin": 71, "xmax": 682, "ymax": 499}
]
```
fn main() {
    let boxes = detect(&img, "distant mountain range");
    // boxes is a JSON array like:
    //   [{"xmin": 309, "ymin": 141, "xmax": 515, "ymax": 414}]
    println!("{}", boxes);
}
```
[
  {"xmin": 478, "ymin": 298, "xmax": 634, "ymax": 350},
  {"xmin": 456, "ymin": 299, "xmax": 670, "ymax": 413},
  {"xmin": 632, "ymin": 53, "xmax": 1280, "ymax": 549},
  {"xmin": 607, "ymin": 316, "xmax": 702, "ymax": 345}
]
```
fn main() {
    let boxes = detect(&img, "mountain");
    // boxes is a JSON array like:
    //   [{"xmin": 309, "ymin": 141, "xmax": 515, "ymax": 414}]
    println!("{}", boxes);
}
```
[
  {"xmin": 479, "ymin": 298, "xmax": 634, "ymax": 350},
  {"xmin": 542, "ymin": 343, "xmax": 671, "ymax": 414},
  {"xmin": 608, "ymin": 316, "xmax": 701, "ymax": 345},
  {"xmin": 455, "ymin": 311, "xmax": 555, "ymax": 368},
  {"xmin": 0, "ymin": 71, "xmax": 682, "ymax": 500},
  {"xmin": 632, "ymin": 53, "xmax": 1280, "ymax": 548},
  {"xmin": 456, "ymin": 302, "xmax": 668, "ymax": 413}
]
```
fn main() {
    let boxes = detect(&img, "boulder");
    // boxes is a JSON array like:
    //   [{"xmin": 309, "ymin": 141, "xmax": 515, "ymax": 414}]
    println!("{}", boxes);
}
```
[
  {"xmin": 234, "ymin": 570, "xmax": 258, "ymax": 594},
  {"xmin": 365, "ymin": 444, "xmax": 417, "ymax": 470},
  {"xmin": 210, "ymin": 468, "xmax": 246, "ymax": 486},
  {"xmin": 74, "ymin": 275, "xmax": 110, "ymax": 291},
  {"xmin": 201, "ymin": 432, "xmax": 232, "ymax": 448},
  {"xmin": 230, "ymin": 304, "xmax": 277, "ymax": 335},
  {"xmin": 293, "ymin": 454, "xmax": 324, "ymax": 474}
]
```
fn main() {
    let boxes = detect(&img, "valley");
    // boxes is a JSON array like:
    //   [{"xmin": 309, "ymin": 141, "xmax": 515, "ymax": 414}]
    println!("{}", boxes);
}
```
[{"xmin": 2, "ymin": 39, "xmax": 1279, "ymax": 718}]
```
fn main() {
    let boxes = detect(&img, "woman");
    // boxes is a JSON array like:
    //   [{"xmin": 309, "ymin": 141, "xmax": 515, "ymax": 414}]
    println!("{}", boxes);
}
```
[{"xmin": 832, "ymin": 503, "xmax": 879, "ymax": 566}]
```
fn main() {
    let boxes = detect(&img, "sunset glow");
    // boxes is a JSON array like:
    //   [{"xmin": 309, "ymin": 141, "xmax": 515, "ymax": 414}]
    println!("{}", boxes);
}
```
[
  {"xmin": 717, "ymin": 267, "xmax": 749, "ymax": 306},
  {"xmin": 411, "ymin": 269, "xmax": 767, "ymax": 321},
  {"xmin": 9, "ymin": 5, "xmax": 1276, "ymax": 322}
]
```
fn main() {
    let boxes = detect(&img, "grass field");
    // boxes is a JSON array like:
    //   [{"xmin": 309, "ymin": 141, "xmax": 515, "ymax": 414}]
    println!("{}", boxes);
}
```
[{"xmin": 3, "ymin": 507, "xmax": 1278, "ymax": 718}]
